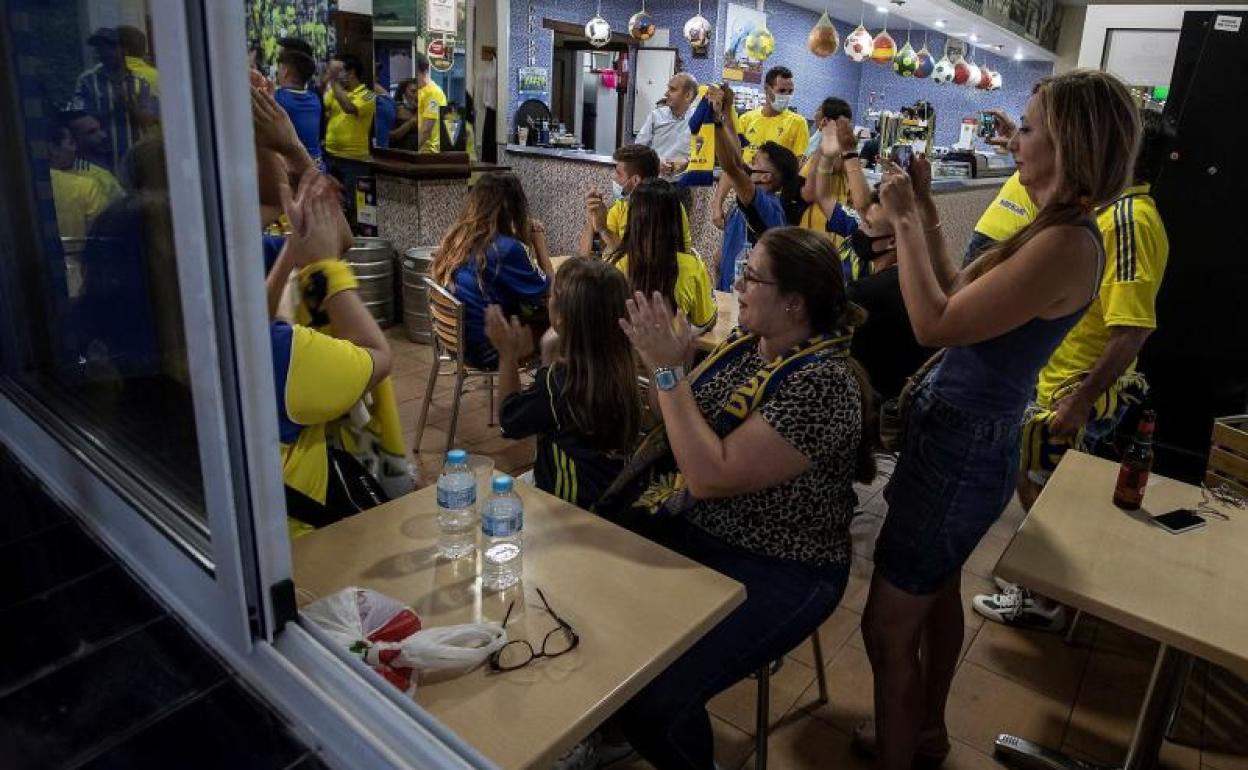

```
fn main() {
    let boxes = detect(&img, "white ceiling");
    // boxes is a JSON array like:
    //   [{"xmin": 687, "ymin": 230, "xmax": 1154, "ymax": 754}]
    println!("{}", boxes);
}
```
[{"xmin": 778, "ymin": 0, "xmax": 1059, "ymax": 61}]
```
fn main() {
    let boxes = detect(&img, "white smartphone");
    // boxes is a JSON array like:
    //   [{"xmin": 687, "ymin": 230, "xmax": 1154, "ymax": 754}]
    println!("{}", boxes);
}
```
[{"xmin": 1152, "ymin": 509, "xmax": 1207, "ymax": 534}]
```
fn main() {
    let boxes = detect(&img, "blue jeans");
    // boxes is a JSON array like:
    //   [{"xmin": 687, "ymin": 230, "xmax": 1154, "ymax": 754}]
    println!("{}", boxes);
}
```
[
  {"xmin": 875, "ymin": 386, "xmax": 1020, "ymax": 594},
  {"xmin": 616, "ymin": 518, "xmax": 849, "ymax": 769}
]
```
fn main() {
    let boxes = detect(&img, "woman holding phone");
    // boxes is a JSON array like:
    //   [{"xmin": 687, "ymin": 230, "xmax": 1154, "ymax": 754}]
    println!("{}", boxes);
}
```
[{"xmin": 858, "ymin": 70, "xmax": 1142, "ymax": 770}]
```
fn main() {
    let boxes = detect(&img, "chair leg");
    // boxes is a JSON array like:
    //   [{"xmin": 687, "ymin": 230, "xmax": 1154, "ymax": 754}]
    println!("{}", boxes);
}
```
[
  {"xmin": 445, "ymin": 371, "xmax": 466, "ymax": 456},
  {"xmin": 755, "ymin": 664, "xmax": 770, "ymax": 770},
  {"xmin": 811, "ymin": 633, "xmax": 829, "ymax": 705},
  {"xmin": 412, "ymin": 355, "xmax": 440, "ymax": 456}
]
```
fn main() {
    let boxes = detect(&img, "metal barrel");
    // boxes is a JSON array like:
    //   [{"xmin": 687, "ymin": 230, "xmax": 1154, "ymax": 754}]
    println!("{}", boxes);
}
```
[
  {"xmin": 401, "ymin": 247, "xmax": 437, "ymax": 344},
  {"xmin": 346, "ymin": 237, "xmax": 395, "ymax": 326}
]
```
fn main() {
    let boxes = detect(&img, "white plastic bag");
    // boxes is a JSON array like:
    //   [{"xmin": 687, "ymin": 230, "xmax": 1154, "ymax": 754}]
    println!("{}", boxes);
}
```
[{"xmin": 303, "ymin": 586, "xmax": 507, "ymax": 696}]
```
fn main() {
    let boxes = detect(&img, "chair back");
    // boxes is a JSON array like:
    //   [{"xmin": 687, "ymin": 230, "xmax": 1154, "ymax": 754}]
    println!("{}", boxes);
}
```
[{"xmin": 423, "ymin": 277, "xmax": 466, "ymax": 362}]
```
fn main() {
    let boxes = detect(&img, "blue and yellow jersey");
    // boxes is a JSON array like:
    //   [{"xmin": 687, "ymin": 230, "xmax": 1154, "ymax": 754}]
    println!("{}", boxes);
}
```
[
  {"xmin": 1035, "ymin": 185, "xmax": 1168, "ymax": 405},
  {"xmin": 324, "ymin": 83, "xmax": 376, "ymax": 159},
  {"xmin": 275, "ymin": 87, "xmax": 324, "ymax": 160},
  {"xmin": 737, "ymin": 107, "xmax": 808, "ymax": 164},
  {"xmin": 270, "ymin": 321, "xmax": 375, "ymax": 506}
]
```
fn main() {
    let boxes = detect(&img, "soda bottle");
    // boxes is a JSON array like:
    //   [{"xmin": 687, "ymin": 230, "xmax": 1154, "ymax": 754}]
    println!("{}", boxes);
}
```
[
  {"xmin": 1113, "ymin": 410, "xmax": 1156, "ymax": 510},
  {"xmin": 436, "ymin": 450, "xmax": 477, "ymax": 559},
  {"xmin": 481, "ymin": 475, "xmax": 524, "ymax": 590}
]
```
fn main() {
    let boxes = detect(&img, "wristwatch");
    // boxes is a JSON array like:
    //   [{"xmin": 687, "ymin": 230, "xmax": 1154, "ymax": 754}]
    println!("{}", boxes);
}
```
[{"xmin": 653, "ymin": 366, "xmax": 687, "ymax": 391}]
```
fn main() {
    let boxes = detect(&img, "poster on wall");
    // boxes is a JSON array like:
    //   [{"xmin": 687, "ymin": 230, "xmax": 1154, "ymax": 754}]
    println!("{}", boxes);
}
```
[
  {"xmin": 721, "ymin": 3, "xmax": 768, "ymax": 83},
  {"xmin": 427, "ymin": 0, "xmax": 457, "ymax": 34},
  {"xmin": 244, "ymin": 0, "xmax": 336, "ymax": 72},
  {"xmin": 427, "ymin": 34, "xmax": 456, "ymax": 72},
  {"xmin": 518, "ymin": 66, "xmax": 550, "ymax": 98}
]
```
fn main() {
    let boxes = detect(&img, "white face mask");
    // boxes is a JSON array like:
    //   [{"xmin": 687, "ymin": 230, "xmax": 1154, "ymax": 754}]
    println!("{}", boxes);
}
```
[
  {"xmin": 611, "ymin": 179, "xmax": 627, "ymax": 202},
  {"xmin": 771, "ymin": 94, "xmax": 792, "ymax": 112}
]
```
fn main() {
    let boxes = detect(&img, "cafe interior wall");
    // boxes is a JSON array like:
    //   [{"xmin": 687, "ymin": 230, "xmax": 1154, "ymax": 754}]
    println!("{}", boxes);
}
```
[{"xmin": 507, "ymin": 0, "xmax": 1052, "ymax": 148}]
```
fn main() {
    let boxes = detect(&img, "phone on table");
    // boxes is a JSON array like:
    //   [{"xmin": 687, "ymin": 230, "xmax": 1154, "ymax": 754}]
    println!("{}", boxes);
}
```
[
  {"xmin": 977, "ymin": 111, "xmax": 997, "ymax": 139},
  {"xmin": 889, "ymin": 144, "xmax": 913, "ymax": 171},
  {"xmin": 1151, "ymin": 508, "xmax": 1207, "ymax": 534}
]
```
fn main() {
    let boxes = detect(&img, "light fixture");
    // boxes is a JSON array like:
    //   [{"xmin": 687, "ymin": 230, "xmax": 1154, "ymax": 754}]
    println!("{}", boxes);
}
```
[
  {"xmin": 876, "ymin": 5, "xmax": 889, "ymax": 13},
  {"xmin": 969, "ymin": 33, "xmax": 979, "ymax": 42},
  {"xmin": 950, "ymin": 31, "xmax": 966, "ymax": 37},
  {"xmin": 934, "ymin": 19, "xmax": 946, "ymax": 27},
  {"xmin": 1014, "ymin": 50, "xmax": 1024, "ymax": 60}
]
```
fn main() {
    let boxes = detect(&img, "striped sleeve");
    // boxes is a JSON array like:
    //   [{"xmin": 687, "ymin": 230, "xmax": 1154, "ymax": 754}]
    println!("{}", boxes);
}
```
[{"xmin": 1101, "ymin": 200, "xmax": 1169, "ymax": 329}]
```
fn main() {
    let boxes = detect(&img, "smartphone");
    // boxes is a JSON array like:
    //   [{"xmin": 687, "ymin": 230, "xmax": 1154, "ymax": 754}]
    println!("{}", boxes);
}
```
[
  {"xmin": 889, "ymin": 144, "xmax": 913, "ymax": 171},
  {"xmin": 977, "ymin": 111, "xmax": 997, "ymax": 139},
  {"xmin": 1152, "ymin": 509, "xmax": 1207, "ymax": 534}
]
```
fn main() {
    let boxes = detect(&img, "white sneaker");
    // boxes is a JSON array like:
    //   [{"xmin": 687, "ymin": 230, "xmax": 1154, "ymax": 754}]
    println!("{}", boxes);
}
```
[
  {"xmin": 973, "ymin": 585, "xmax": 1067, "ymax": 632},
  {"xmin": 993, "ymin": 576, "xmax": 1017, "ymax": 593}
]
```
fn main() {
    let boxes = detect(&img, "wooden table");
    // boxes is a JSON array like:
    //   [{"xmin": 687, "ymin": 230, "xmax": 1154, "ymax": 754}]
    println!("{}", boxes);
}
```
[
  {"xmin": 548, "ymin": 256, "xmax": 740, "ymax": 354},
  {"xmin": 992, "ymin": 452, "xmax": 1247, "ymax": 770},
  {"xmin": 291, "ymin": 483, "xmax": 745, "ymax": 770}
]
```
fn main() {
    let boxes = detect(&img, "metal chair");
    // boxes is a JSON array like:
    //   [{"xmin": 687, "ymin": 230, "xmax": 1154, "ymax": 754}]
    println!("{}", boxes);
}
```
[
  {"xmin": 754, "ymin": 634, "xmax": 830, "ymax": 769},
  {"xmin": 412, "ymin": 278, "xmax": 498, "ymax": 457}
]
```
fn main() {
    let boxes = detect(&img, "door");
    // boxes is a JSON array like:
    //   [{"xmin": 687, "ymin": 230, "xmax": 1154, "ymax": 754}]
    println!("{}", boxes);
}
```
[{"xmin": 632, "ymin": 47, "xmax": 676, "ymax": 135}]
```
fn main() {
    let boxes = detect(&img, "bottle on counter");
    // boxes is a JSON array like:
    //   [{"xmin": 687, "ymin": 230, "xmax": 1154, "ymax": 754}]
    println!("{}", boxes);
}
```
[
  {"xmin": 436, "ymin": 449, "xmax": 477, "ymax": 559},
  {"xmin": 481, "ymin": 475, "xmax": 524, "ymax": 590},
  {"xmin": 1113, "ymin": 409, "xmax": 1156, "ymax": 510},
  {"xmin": 538, "ymin": 119, "xmax": 550, "ymax": 146}
]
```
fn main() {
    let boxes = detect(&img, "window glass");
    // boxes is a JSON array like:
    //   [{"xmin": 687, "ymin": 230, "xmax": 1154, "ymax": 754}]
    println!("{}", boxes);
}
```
[{"xmin": 0, "ymin": 1, "xmax": 208, "ymax": 538}]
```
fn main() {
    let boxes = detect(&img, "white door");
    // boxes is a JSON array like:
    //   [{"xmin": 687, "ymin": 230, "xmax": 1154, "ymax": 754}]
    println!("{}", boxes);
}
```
[{"xmin": 632, "ymin": 47, "xmax": 677, "ymax": 135}]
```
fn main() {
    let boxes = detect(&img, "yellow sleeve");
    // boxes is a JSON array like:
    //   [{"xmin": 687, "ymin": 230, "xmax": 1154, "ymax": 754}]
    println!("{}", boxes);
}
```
[
  {"xmin": 677, "ymin": 253, "xmax": 717, "ymax": 328},
  {"xmin": 679, "ymin": 204, "xmax": 693, "ymax": 251},
  {"xmin": 354, "ymin": 90, "xmax": 376, "ymax": 122},
  {"xmin": 607, "ymin": 200, "xmax": 628, "ymax": 239},
  {"xmin": 422, "ymin": 86, "xmax": 447, "ymax": 120},
  {"xmin": 285, "ymin": 325, "xmax": 374, "ymax": 426},
  {"xmin": 1100, "ymin": 203, "xmax": 1168, "ymax": 329}
]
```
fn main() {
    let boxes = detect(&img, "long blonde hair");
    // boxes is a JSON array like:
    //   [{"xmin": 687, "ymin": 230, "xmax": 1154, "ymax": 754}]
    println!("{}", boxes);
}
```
[
  {"xmin": 966, "ymin": 70, "xmax": 1141, "ymax": 282},
  {"xmin": 432, "ymin": 172, "xmax": 534, "ymax": 285}
]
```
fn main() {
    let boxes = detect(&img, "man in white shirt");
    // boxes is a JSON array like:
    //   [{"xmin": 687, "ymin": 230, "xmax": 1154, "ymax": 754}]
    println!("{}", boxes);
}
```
[{"xmin": 635, "ymin": 73, "xmax": 698, "ymax": 177}]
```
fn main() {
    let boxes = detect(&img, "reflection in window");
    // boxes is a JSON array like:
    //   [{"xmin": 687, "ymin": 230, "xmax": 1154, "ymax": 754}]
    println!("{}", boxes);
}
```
[{"xmin": 1, "ymin": 2, "xmax": 207, "ymax": 534}]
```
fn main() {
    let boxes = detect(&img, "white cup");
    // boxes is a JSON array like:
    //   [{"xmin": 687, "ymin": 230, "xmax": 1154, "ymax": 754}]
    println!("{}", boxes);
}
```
[
  {"xmin": 466, "ymin": 454, "xmax": 496, "ymax": 504},
  {"xmin": 517, "ymin": 126, "xmax": 530, "ymax": 145}
]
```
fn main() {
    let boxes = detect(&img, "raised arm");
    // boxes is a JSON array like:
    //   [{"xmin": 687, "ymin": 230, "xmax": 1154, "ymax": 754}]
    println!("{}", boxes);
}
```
[{"xmin": 709, "ymin": 86, "xmax": 755, "ymax": 208}]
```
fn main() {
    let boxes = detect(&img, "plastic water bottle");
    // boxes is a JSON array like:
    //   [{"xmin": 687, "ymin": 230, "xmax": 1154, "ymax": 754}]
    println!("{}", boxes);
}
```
[
  {"xmin": 436, "ymin": 450, "xmax": 476, "ymax": 559},
  {"xmin": 481, "ymin": 475, "xmax": 523, "ymax": 590}
]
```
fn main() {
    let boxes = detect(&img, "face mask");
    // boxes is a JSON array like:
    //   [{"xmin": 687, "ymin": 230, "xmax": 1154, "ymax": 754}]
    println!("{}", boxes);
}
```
[
  {"xmin": 851, "ymin": 229, "xmax": 896, "ymax": 264},
  {"xmin": 772, "ymin": 94, "xmax": 792, "ymax": 112},
  {"xmin": 611, "ymin": 179, "xmax": 628, "ymax": 202}
]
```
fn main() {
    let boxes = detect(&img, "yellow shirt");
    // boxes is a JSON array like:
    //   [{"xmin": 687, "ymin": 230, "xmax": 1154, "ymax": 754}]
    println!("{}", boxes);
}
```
[
  {"xmin": 973, "ymin": 171, "xmax": 1037, "ymax": 242},
  {"xmin": 606, "ymin": 199, "xmax": 694, "ymax": 252},
  {"xmin": 71, "ymin": 158, "xmax": 123, "ymax": 204},
  {"xmin": 1034, "ymin": 185, "xmax": 1168, "ymax": 404},
  {"xmin": 50, "ymin": 168, "xmax": 111, "ymax": 239},
  {"xmin": 737, "ymin": 108, "xmax": 809, "ymax": 164},
  {"xmin": 417, "ymin": 81, "xmax": 448, "ymax": 153},
  {"xmin": 125, "ymin": 55, "xmax": 160, "ymax": 96},
  {"xmin": 324, "ymin": 83, "xmax": 376, "ymax": 159},
  {"xmin": 614, "ymin": 251, "xmax": 716, "ymax": 328}
]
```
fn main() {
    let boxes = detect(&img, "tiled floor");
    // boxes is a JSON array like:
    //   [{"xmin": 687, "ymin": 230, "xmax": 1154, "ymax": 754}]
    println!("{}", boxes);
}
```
[{"xmin": 384, "ymin": 326, "xmax": 1248, "ymax": 770}]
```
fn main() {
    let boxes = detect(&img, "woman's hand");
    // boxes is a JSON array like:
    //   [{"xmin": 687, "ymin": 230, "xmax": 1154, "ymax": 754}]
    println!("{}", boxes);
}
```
[
  {"xmin": 704, "ymin": 85, "xmax": 723, "ymax": 118},
  {"xmin": 909, "ymin": 153, "xmax": 933, "ymax": 200},
  {"xmin": 619, "ymin": 291, "xmax": 695, "ymax": 372},
  {"xmin": 252, "ymin": 86, "xmax": 300, "ymax": 156},
  {"xmin": 484, "ymin": 305, "xmax": 527, "ymax": 361},
  {"xmin": 986, "ymin": 108, "xmax": 1016, "ymax": 148},
  {"xmin": 877, "ymin": 159, "xmax": 918, "ymax": 223},
  {"xmin": 282, "ymin": 167, "xmax": 350, "ymax": 267}
]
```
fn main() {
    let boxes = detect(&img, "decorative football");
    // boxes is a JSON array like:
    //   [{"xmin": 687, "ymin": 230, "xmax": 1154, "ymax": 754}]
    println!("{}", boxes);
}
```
[
  {"xmin": 870, "ymin": 30, "xmax": 897, "ymax": 65},
  {"xmin": 629, "ymin": 11, "xmax": 656, "ymax": 41},
  {"xmin": 952, "ymin": 56, "xmax": 971, "ymax": 85},
  {"xmin": 585, "ymin": 16, "xmax": 611, "ymax": 47},
  {"xmin": 978, "ymin": 65, "xmax": 994, "ymax": 90},
  {"xmin": 931, "ymin": 55, "xmax": 955, "ymax": 84},
  {"xmin": 892, "ymin": 42, "xmax": 918, "ymax": 77},
  {"xmin": 745, "ymin": 27, "xmax": 775, "ymax": 61},
  {"xmin": 845, "ymin": 24, "xmax": 874, "ymax": 63},
  {"xmin": 914, "ymin": 46, "xmax": 935, "ymax": 78},
  {"xmin": 965, "ymin": 62, "xmax": 981, "ymax": 89},
  {"xmin": 990, "ymin": 69, "xmax": 1003, "ymax": 91},
  {"xmin": 808, "ymin": 12, "xmax": 840, "ymax": 57},
  {"xmin": 684, "ymin": 14, "xmax": 712, "ymax": 51}
]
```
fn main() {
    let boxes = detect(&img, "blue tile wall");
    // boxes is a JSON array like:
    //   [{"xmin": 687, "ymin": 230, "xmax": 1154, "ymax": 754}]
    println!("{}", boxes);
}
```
[{"xmin": 507, "ymin": 0, "xmax": 1053, "ymax": 147}]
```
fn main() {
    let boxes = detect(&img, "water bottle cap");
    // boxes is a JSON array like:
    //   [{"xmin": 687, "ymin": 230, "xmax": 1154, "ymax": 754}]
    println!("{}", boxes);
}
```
[
  {"xmin": 492, "ymin": 475, "xmax": 514, "ymax": 493},
  {"xmin": 446, "ymin": 449, "xmax": 467, "ymax": 463}
]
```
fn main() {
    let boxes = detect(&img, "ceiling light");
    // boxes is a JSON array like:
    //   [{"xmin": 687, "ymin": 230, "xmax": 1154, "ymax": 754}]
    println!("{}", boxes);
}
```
[
  {"xmin": 876, "ymin": 5, "xmax": 889, "ymax": 13},
  {"xmin": 950, "ymin": 32, "xmax": 966, "ymax": 37},
  {"xmin": 1014, "ymin": 50, "xmax": 1024, "ymax": 60},
  {"xmin": 934, "ymin": 19, "xmax": 946, "ymax": 27},
  {"xmin": 969, "ymin": 33, "xmax": 979, "ymax": 42}
]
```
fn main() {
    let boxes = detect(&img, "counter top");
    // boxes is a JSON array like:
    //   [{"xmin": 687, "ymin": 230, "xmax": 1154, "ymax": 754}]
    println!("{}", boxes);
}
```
[
  {"xmin": 505, "ymin": 144, "xmax": 615, "ymax": 165},
  {"xmin": 861, "ymin": 169, "xmax": 1010, "ymax": 194}
]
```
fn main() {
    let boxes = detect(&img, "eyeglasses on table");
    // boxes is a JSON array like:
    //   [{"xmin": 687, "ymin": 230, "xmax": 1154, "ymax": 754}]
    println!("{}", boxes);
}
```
[{"xmin": 489, "ymin": 587, "xmax": 581, "ymax": 672}]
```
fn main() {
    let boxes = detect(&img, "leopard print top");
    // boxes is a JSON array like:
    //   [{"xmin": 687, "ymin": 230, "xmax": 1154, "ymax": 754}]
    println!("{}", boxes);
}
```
[{"xmin": 688, "ymin": 340, "xmax": 863, "ymax": 566}]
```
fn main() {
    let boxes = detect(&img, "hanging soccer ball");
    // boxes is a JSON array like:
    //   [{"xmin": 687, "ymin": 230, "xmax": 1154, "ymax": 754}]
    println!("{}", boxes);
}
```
[
  {"xmin": 952, "ymin": 56, "xmax": 971, "ymax": 85},
  {"xmin": 745, "ymin": 27, "xmax": 775, "ymax": 61},
  {"xmin": 684, "ymin": 14, "xmax": 712, "ymax": 52},
  {"xmin": 958, "ymin": 62, "xmax": 978, "ymax": 88},
  {"xmin": 892, "ymin": 42, "xmax": 918, "ymax": 76},
  {"xmin": 629, "ymin": 11, "xmax": 656, "ymax": 41},
  {"xmin": 870, "ymin": 30, "xmax": 896, "ymax": 64},
  {"xmin": 990, "ymin": 69, "xmax": 1003, "ymax": 91},
  {"xmin": 932, "ymin": 55, "xmax": 955, "ymax": 84},
  {"xmin": 977, "ymin": 65, "xmax": 994, "ymax": 90},
  {"xmin": 585, "ymin": 16, "xmax": 611, "ymax": 47},
  {"xmin": 914, "ymin": 46, "xmax": 935, "ymax": 78},
  {"xmin": 808, "ymin": 12, "xmax": 840, "ymax": 58},
  {"xmin": 845, "ymin": 24, "xmax": 873, "ymax": 63}
]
